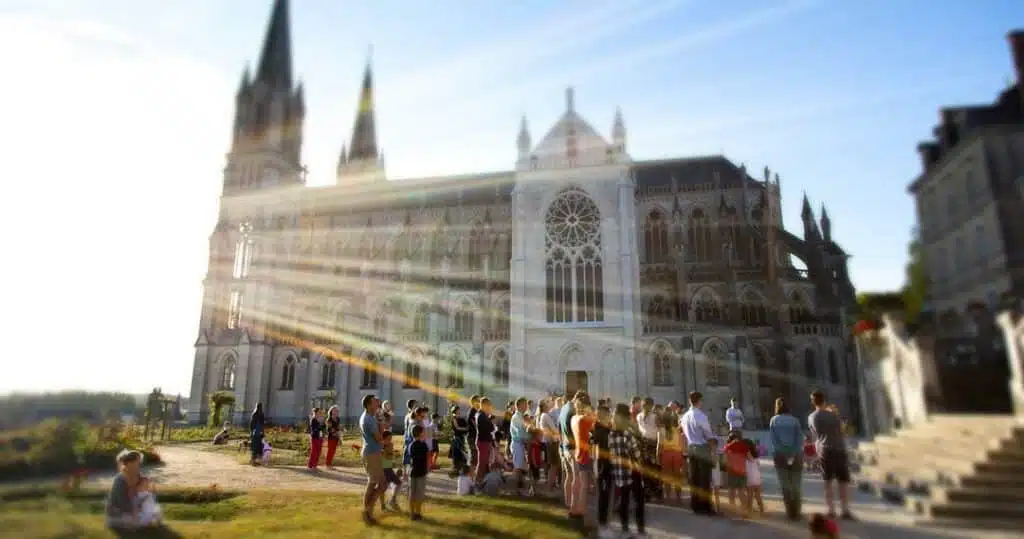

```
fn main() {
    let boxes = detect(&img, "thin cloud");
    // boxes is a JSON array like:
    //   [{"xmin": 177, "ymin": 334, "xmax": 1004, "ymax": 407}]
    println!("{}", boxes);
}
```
[
  {"xmin": 386, "ymin": 0, "xmax": 692, "ymax": 106},
  {"xmin": 402, "ymin": 0, "xmax": 819, "ymax": 130}
]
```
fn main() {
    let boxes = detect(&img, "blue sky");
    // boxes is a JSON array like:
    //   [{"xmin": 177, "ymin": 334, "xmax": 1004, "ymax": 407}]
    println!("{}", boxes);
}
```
[{"xmin": 0, "ymin": 0, "xmax": 1019, "ymax": 395}]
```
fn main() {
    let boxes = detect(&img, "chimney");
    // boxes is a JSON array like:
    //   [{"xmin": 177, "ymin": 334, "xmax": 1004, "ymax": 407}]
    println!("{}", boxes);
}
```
[
  {"xmin": 1009, "ymin": 30, "xmax": 1024, "ymax": 87},
  {"xmin": 917, "ymin": 142, "xmax": 940, "ymax": 172},
  {"xmin": 938, "ymin": 108, "xmax": 960, "ymax": 150}
]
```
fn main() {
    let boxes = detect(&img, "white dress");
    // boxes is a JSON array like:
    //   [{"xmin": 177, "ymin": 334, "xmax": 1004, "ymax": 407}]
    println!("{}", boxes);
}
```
[{"xmin": 745, "ymin": 458, "xmax": 762, "ymax": 487}]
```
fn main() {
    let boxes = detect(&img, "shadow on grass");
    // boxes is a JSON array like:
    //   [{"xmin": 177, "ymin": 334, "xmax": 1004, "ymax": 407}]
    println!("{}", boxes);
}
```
[{"xmin": 108, "ymin": 524, "xmax": 184, "ymax": 539}]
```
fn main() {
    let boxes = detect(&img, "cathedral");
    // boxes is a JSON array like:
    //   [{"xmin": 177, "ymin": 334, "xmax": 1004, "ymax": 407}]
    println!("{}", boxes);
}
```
[{"xmin": 187, "ymin": 0, "xmax": 859, "ymax": 428}]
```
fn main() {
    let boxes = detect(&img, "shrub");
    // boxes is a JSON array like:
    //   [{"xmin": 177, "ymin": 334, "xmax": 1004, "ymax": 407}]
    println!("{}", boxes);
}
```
[{"xmin": 0, "ymin": 420, "xmax": 161, "ymax": 481}]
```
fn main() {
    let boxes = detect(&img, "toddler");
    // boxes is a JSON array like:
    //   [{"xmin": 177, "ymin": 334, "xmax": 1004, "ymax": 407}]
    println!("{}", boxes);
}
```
[
  {"xmin": 527, "ymin": 426, "xmax": 543, "ymax": 496},
  {"xmin": 429, "ymin": 412, "xmax": 441, "ymax": 470},
  {"xmin": 381, "ymin": 432, "xmax": 402, "ymax": 512},
  {"xmin": 708, "ymin": 438, "xmax": 722, "ymax": 512},
  {"xmin": 809, "ymin": 513, "xmax": 840, "ymax": 538},
  {"xmin": 745, "ymin": 437, "xmax": 764, "ymax": 516},
  {"xmin": 456, "ymin": 465, "xmax": 474, "ymax": 496},
  {"xmin": 261, "ymin": 440, "xmax": 272, "ymax": 466},
  {"xmin": 724, "ymin": 431, "xmax": 752, "ymax": 517},
  {"xmin": 481, "ymin": 462, "xmax": 505, "ymax": 496}
]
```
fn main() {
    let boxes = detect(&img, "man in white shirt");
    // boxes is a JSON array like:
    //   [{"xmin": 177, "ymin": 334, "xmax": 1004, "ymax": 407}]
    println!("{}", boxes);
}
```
[
  {"xmin": 681, "ymin": 391, "xmax": 717, "ymax": 516},
  {"xmin": 725, "ymin": 398, "xmax": 745, "ymax": 432}
]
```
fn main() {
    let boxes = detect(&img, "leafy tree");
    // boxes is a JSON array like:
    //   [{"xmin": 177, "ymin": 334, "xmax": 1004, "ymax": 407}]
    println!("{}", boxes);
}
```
[{"xmin": 901, "ymin": 227, "xmax": 927, "ymax": 323}]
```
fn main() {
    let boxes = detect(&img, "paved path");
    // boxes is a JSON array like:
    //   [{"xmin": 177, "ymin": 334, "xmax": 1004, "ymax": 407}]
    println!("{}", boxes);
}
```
[{"xmin": 65, "ymin": 447, "xmax": 1021, "ymax": 538}]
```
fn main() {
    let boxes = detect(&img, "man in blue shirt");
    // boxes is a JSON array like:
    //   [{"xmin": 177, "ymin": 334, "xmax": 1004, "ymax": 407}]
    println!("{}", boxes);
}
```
[
  {"xmin": 558, "ymin": 392, "xmax": 579, "ymax": 514},
  {"xmin": 359, "ymin": 394, "xmax": 386, "ymax": 526}
]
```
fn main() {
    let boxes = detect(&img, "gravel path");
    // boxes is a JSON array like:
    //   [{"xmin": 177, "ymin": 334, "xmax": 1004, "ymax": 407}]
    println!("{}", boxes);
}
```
[{"xmin": 78, "ymin": 445, "xmax": 459, "ymax": 495}]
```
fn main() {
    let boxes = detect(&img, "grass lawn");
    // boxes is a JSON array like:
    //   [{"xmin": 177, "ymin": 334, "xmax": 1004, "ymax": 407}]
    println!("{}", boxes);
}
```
[
  {"xmin": 185, "ymin": 437, "xmax": 453, "ymax": 470},
  {"xmin": 0, "ymin": 487, "xmax": 581, "ymax": 539}
]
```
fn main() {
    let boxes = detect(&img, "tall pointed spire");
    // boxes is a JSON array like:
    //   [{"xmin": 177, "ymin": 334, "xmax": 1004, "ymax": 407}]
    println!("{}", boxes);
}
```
[
  {"xmin": 348, "ymin": 48, "xmax": 379, "ymax": 162},
  {"xmin": 255, "ymin": 0, "xmax": 293, "ymax": 89}
]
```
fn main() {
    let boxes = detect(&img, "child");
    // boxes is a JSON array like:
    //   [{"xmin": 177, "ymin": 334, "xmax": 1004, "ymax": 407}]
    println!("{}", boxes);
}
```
[
  {"xmin": 381, "ymin": 431, "xmax": 402, "ymax": 512},
  {"xmin": 481, "ymin": 462, "xmax": 505, "ymax": 496},
  {"xmin": 745, "ymin": 436, "xmax": 764, "ymax": 516},
  {"xmin": 105, "ymin": 450, "xmax": 161, "ymax": 531},
  {"xmin": 708, "ymin": 438, "xmax": 722, "ymax": 512},
  {"xmin": 724, "ymin": 431, "xmax": 752, "ymax": 517},
  {"xmin": 429, "ymin": 412, "xmax": 442, "ymax": 470},
  {"xmin": 307, "ymin": 408, "xmax": 324, "ymax": 470},
  {"xmin": 261, "ymin": 439, "xmax": 272, "ymax": 466},
  {"xmin": 527, "ymin": 425, "xmax": 544, "ymax": 496},
  {"xmin": 456, "ymin": 465, "xmax": 474, "ymax": 496},
  {"xmin": 809, "ymin": 513, "xmax": 840, "ymax": 538},
  {"xmin": 408, "ymin": 424, "xmax": 429, "ymax": 521}
]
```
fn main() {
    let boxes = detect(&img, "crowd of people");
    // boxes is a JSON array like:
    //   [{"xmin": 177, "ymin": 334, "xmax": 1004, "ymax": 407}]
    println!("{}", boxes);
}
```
[
  {"xmin": 351, "ymin": 389, "xmax": 854, "ymax": 539},
  {"xmin": 99, "ymin": 388, "xmax": 851, "ymax": 538}
]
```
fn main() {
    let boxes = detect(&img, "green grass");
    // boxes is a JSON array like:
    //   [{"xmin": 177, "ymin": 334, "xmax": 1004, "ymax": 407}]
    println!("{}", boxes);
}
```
[{"xmin": 0, "ymin": 487, "xmax": 582, "ymax": 539}]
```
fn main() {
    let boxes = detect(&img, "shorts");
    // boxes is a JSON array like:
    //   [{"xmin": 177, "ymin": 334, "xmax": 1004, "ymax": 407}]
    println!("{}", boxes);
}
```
[
  {"xmin": 560, "ymin": 447, "xmax": 577, "ymax": 480},
  {"xmin": 545, "ymin": 442, "xmax": 560, "ymax": 467},
  {"xmin": 363, "ymin": 452, "xmax": 385, "ymax": 485},
  {"xmin": 511, "ymin": 441, "xmax": 528, "ymax": 470},
  {"xmin": 726, "ymin": 471, "xmax": 747, "ymax": 489},
  {"xmin": 384, "ymin": 468, "xmax": 401, "ymax": 485},
  {"xmin": 409, "ymin": 476, "xmax": 427, "ymax": 502},
  {"xmin": 820, "ymin": 449, "xmax": 851, "ymax": 483}
]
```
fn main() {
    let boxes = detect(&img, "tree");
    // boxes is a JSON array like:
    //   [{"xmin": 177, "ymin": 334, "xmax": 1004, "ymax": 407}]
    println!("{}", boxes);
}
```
[{"xmin": 901, "ymin": 227, "xmax": 927, "ymax": 323}]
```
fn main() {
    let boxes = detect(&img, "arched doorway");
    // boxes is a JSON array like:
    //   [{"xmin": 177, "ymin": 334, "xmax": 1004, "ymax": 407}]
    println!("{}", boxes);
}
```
[{"xmin": 565, "ymin": 371, "xmax": 588, "ymax": 396}]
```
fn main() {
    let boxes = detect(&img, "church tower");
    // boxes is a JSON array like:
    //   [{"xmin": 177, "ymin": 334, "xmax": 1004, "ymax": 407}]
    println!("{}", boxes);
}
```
[
  {"xmin": 190, "ymin": 0, "xmax": 304, "ymax": 425},
  {"xmin": 337, "ymin": 55, "xmax": 385, "ymax": 185},
  {"xmin": 224, "ymin": 0, "xmax": 305, "ymax": 198}
]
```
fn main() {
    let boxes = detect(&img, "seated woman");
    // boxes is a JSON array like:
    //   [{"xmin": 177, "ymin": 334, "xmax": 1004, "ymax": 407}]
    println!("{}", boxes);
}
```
[{"xmin": 105, "ymin": 450, "xmax": 162, "ymax": 530}]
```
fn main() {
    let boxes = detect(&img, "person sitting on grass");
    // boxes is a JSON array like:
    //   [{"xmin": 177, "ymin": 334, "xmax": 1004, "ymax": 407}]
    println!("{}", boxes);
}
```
[
  {"xmin": 481, "ymin": 462, "xmax": 505, "ymax": 496},
  {"xmin": 105, "ymin": 449, "xmax": 162, "ymax": 531}
]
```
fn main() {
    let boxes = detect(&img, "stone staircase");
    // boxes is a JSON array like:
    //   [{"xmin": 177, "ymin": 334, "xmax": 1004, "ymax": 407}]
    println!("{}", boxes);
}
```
[{"xmin": 856, "ymin": 414, "xmax": 1024, "ymax": 526}]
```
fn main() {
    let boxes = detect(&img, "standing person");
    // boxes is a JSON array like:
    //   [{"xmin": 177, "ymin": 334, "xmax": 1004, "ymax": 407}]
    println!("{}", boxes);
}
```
[
  {"xmin": 539, "ymin": 400, "xmax": 561, "ymax": 491},
  {"xmin": 726, "ymin": 398, "xmax": 745, "ymax": 433},
  {"xmin": 307, "ymin": 408, "xmax": 325, "ymax": 470},
  {"xmin": 324, "ymin": 405, "xmax": 342, "ymax": 468},
  {"xmin": 808, "ymin": 391, "xmax": 856, "ymax": 520},
  {"xmin": 558, "ymin": 392, "xmax": 578, "ymax": 515},
  {"xmin": 629, "ymin": 396, "xmax": 643, "ymax": 419},
  {"xmin": 681, "ymin": 391, "xmax": 717, "ymax": 516},
  {"xmin": 449, "ymin": 405, "xmax": 469, "ymax": 474},
  {"xmin": 467, "ymin": 395, "xmax": 481, "ymax": 468},
  {"xmin": 609, "ymin": 403, "xmax": 646, "ymax": 537},
  {"xmin": 509, "ymin": 397, "xmax": 530, "ymax": 495},
  {"xmin": 770, "ymin": 397, "xmax": 805, "ymax": 520},
  {"xmin": 570, "ymin": 393, "xmax": 595, "ymax": 529},
  {"xmin": 591, "ymin": 404, "xmax": 614, "ymax": 536},
  {"xmin": 249, "ymin": 403, "xmax": 266, "ymax": 466},
  {"xmin": 403, "ymin": 400, "xmax": 418, "ymax": 473},
  {"xmin": 421, "ymin": 409, "xmax": 436, "ymax": 470},
  {"xmin": 723, "ymin": 431, "xmax": 752, "ymax": 516},
  {"xmin": 475, "ymin": 397, "xmax": 496, "ymax": 484},
  {"xmin": 636, "ymin": 397, "xmax": 660, "ymax": 501},
  {"xmin": 359, "ymin": 394, "xmax": 387, "ymax": 526},
  {"xmin": 407, "ymin": 424, "xmax": 430, "ymax": 521},
  {"xmin": 658, "ymin": 409, "xmax": 685, "ymax": 504}
]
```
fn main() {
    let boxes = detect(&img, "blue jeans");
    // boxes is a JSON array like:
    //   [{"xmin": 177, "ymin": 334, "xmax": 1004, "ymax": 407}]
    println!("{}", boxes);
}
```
[{"xmin": 773, "ymin": 454, "xmax": 803, "ymax": 519}]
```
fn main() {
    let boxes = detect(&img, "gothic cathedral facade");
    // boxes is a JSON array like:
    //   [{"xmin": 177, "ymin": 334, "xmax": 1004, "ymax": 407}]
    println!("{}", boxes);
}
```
[{"xmin": 188, "ymin": 0, "xmax": 859, "ymax": 427}]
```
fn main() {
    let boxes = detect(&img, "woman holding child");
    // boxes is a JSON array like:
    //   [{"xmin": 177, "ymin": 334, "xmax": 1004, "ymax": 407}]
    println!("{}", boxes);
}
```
[{"xmin": 105, "ymin": 450, "xmax": 162, "ymax": 531}]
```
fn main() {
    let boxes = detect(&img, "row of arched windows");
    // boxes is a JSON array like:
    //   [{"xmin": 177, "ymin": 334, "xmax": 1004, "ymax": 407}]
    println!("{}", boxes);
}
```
[
  {"xmin": 649, "ymin": 343, "xmax": 843, "ymax": 388},
  {"xmin": 640, "ymin": 208, "xmax": 762, "ymax": 265}
]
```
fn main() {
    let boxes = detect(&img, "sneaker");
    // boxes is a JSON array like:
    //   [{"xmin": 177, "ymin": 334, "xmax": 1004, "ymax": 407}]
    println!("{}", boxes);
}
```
[{"xmin": 361, "ymin": 512, "xmax": 377, "ymax": 526}]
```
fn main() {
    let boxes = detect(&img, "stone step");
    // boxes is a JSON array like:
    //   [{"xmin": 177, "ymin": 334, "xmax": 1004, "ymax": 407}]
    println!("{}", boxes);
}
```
[
  {"xmin": 918, "ymin": 517, "xmax": 1024, "ymax": 532},
  {"xmin": 959, "ymin": 471, "xmax": 1024, "ymax": 489},
  {"xmin": 932, "ymin": 485, "xmax": 1024, "ymax": 504},
  {"xmin": 929, "ymin": 500, "xmax": 1024, "ymax": 520},
  {"xmin": 974, "ymin": 460, "xmax": 1024, "ymax": 475}
]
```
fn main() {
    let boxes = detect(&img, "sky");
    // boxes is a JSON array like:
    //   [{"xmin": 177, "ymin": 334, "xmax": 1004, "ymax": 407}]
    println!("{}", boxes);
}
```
[{"xmin": 0, "ymin": 0, "xmax": 1019, "ymax": 396}]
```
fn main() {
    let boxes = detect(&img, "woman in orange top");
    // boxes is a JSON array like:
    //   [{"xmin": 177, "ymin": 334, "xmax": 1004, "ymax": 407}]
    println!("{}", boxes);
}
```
[{"xmin": 570, "ymin": 394, "xmax": 595, "ymax": 523}]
